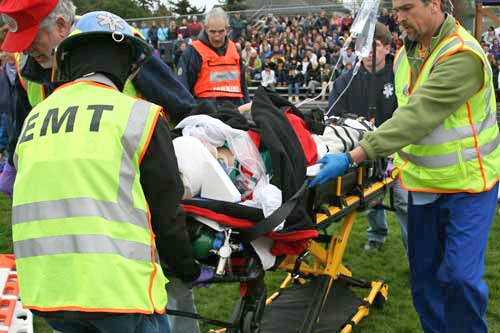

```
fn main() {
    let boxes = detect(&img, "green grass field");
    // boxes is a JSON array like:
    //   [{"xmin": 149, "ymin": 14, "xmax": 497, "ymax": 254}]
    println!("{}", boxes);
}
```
[{"xmin": 1, "ymin": 194, "xmax": 499, "ymax": 333}]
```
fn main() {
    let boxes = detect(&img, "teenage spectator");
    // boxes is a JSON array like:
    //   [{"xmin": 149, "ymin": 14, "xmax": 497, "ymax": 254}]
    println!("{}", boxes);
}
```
[
  {"xmin": 287, "ymin": 58, "xmax": 302, "ymax": 103},
  {"xmin": 341, "ymin": 46, "xmax": 357, "ymax": 67},
  {"xmin": 148, "ymin": 20, "xmax": 159, "ymax": 49},
  {"xmin": 178, "ymin": 18, "xmax": 191, "ymax": 39},
  {"xmin": 301, "ymin": 55, "xmax": 311, "ymax": 83},
  {"xmin": 319, "ymin": 60, "xmax": 332, "ymax": 101},
  {"xmin": 261, "ymin": 64, "xmax": 276, "ymax": 90},
  {"xmin": 230, "ymin": 12, "xmax": 246, "ymax": 41},
  {"xmin": 378, "ymin": 8, "xmax": 391, "ymax": 26},
  {"xmin": 275, "ymin": 60, "xmax": 287, "ymax": 87},
  {"xmin": 158, "ymin": 21, "xmax": 169, "ymax": 48},
  {"xmin": 489, "ymin": 54, "xmax": 498, "ymax": 95},
  {"xmin": 189, "ymin": 15, "xmax": 203, "ymax": 38},
  {"xmin": 306, "ymin": 48, "xmax": 318, "ymax": 64},
  {"xmin": 306, "ymin": 61, "xmax": 321, "ymax": 97},
  {"xmin": 318, "ymin": 48, "xmax": 330, "ymax": 64},
  {"xmin": 329, "ymin": 13, "xmax": 340, "ymax": 33},
  {"xmin": 270, "ymin": 44, "xmax": 285, "ymax": 66},
  {"xmin": 139, "ymin": 21, "xmax": 149, "ymax": 42},
  {"xmin": 489, "ymin": 38, "xmax": 500, "ymax": 60},
  {"xmin": 342, "ymin": 61, "xmax": 353, "ymax": 74},
  {"xmin": 326, "ymin": 22, "xmax": 405, "ymax": 252},
  {"xmin": 173, "ymin": 39, "xmax": 187, "ymax": 68},
  {"xmin": 315, "ymin": 9, "xmax": 329, "ymax": 29},
  {"xmin": 261, "ymin": 43, "xmax": 273, "ymax": 60},
  {"xmin": 391, "ymin": 31, "xmax": 403, "ymax": 53},
  {"xmin": 341, "ymin": 13, "xmax": 353, "ymax": 32},
  {"xmin": 482, "ymin": 26, "xmax": 498, "ymax": 46},
  {"xmin": 302, "ymin": 14, "xmax": 314, "ymax": 32},
  {"xmin": 168, "ymin": 20, "xmax": 178, "ymax": 40},
  {"xmin": 388, "ymin": 9, "xmax": 399, "ymax": 33}
]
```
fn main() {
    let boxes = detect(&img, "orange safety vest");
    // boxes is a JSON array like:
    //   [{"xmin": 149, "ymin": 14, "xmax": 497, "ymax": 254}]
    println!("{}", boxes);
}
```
[{"xmin": 191, "ymin": 39, "xmax": 244, "ymax": 99}]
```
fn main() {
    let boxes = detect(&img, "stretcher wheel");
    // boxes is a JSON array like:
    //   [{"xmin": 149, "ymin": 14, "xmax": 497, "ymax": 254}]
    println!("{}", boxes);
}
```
[
  {"xmin": 242, "ymin": 311, "xmax": 259, "ymax": 333},
  {"xmin": 373, "ymin": 292, "xmax": 386, "ymax": 309}
]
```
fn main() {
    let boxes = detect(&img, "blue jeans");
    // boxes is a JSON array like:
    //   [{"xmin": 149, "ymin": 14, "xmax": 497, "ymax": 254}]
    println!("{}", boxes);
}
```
[
  {"xmin": 46, "ymin": 313, "xmax": 170, "ymax": 333},
  {"xmin": 166, "ymin": 277, "xmax": 200, "ymax": 333},
  {"xmin": 288, "ymin": 83, "xmax": 299, "ymax": 96},
  {"xmin": 393, "ymin": 181, "xmax": 409, "ymax": 252},
  {"xmin": 407, "ymin": 183, "xmax": 497, "ymax": 333},
  {"xmin": 366, "ymin": 183, "xmax": 409, "ymax": 248},
  {"xmin": 366, "ymin": 205, "xmax": 387, "ymax": 244}
]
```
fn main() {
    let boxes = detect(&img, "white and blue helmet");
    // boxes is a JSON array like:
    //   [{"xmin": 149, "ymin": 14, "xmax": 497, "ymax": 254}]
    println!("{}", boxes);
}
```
[{"xmin": 54, "ymin": 11, "xmax": 151, "ymax": 82}]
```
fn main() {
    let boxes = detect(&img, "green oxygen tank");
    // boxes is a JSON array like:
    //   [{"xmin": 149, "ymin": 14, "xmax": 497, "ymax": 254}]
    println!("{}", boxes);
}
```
[{"xmin": 192, "ymin": 229, "xmax": 216, "ymax": 260}]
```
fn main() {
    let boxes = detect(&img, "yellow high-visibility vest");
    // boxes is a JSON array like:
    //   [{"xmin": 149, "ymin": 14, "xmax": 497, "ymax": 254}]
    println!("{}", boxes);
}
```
[
  {"xmin": 12, "ymin": 80, "xmax": 168, "ymax": 313},
  {"xmin": 392, "ymin": 22, "xmax": 500, "ymax": 193}
]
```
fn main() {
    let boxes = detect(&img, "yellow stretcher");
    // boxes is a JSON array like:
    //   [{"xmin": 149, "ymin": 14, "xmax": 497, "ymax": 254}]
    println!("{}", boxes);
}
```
[
  {"xmin": 206, "ymin": 165, "xmax": 393, "ymax": 333},
  {"xmin": 258, "ymin": 171, "xmax": 393, "ymax": 333}
]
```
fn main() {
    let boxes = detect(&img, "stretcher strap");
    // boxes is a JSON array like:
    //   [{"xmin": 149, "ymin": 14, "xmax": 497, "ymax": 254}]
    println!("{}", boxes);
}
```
[{"xmin": 240, "ymin": 181, "xmax": 308, "ymax": 242}]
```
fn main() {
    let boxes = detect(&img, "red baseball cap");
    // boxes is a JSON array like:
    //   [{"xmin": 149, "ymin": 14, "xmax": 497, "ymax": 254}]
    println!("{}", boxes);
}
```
[{"xmin": 0, "ymin": 0, "xmax": 59, "ymax": 52}]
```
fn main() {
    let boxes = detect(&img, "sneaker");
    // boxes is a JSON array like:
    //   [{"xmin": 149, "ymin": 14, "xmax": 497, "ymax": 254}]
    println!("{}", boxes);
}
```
[{"xmin": 363, "ymin": 241, "xmax": 383, "ymax": 252}]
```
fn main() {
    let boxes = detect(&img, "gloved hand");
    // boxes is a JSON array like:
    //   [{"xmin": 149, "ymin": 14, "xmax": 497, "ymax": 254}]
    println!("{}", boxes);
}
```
[
  {"xmin": 191, "ymin": 265, "xmax": 214, "ymax": 287},
  {"xmin": 0, "ymin": 162, "xmax": 16, "ymax": 197},
  {"xmin": 308, "ymin": 153, "xmax": 349, "ymax": 188}
]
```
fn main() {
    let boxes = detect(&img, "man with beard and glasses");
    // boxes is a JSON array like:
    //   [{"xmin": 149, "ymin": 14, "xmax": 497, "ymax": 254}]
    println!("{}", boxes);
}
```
[{"xmin": 310, "ymin": 0, "xmax": 499, "ymax": 332}]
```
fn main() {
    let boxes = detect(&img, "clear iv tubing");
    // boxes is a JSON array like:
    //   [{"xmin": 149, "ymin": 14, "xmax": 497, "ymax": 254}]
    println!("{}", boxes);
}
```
[{"xmin": 324, "ymin": 60, "xmax": 362, "ymax": 116}]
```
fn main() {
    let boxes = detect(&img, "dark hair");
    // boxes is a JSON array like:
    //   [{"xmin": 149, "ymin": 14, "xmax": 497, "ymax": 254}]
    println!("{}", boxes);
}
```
[{"xmin": 374, "ymin": 22, "xmax": 392, "ymax": 46}]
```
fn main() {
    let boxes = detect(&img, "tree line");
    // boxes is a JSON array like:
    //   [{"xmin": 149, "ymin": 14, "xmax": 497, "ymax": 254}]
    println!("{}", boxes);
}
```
[{"xmin": 72, "ymin": 0, "xmax": 248, "ymax": 19}]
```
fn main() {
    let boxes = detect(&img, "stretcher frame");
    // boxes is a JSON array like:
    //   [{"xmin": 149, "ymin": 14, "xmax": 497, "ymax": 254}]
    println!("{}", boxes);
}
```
[
  {"xmin": 206, "ymin": 167, "xmax": 392, "ymax": 333},
  {"xmin": 265, "ymin": 169, "xmax": 392, "ymax": 333}
]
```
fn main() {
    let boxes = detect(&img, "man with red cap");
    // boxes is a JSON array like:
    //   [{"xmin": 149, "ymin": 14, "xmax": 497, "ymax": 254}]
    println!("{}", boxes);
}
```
[{"xmin": 0, "ymin": 0, "xmax": 198, "ymax": 197}]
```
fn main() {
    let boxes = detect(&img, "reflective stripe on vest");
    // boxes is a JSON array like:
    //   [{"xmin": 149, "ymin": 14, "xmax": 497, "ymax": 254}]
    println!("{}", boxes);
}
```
[
  {"xmin": 399, "ymin": 133, "xmax": 500, "ymax": 168},
  {"xmin": 393, "ymin": 22, "xmax": 500, "ymax": 193},
  {"xmin": 192, "ymin": 39, "xmax": 244, "ymax": 98},
  {"xmin": 13, "ymin": 98, "xmax": 150, "ymax": 229},
  {"xmin": 12, "ymin": 81, "xmax": 167, "ymax": 313},
  {"xmin": 14, "ymin": 234, "xmax": 152, "ymax": 261}
]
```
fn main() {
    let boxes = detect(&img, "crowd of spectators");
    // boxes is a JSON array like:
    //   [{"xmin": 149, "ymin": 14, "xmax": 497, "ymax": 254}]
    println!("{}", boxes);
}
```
[
  {"xmin": 482, "ymin": 25, "xmax": 500, "ymax": 97},
  {"xmin": 134, "ymin": 8, "xmax": 499, "ymax": 102}
]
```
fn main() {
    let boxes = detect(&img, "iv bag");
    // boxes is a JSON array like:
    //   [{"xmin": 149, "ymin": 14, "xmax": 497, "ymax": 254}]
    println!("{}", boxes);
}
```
[{"xmin": 350, "ymin": 0, "xmax": 380, "ymax": 59}]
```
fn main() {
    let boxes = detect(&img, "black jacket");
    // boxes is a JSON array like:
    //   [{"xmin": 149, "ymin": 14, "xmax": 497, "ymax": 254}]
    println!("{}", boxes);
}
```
[
  {"xmin": 326, "ymin": 63, "xmax": 397, "ymax": 126},
  {"xmin": 142, "ymin": 116, "xmax": 200, "ymax": 282}
]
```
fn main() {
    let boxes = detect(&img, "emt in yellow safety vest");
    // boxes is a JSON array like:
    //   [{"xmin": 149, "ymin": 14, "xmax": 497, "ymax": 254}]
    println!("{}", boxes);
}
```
[
  {"xmin": 309, "ymin": 1, "xmax": 499, "ymax": 332},
  {"xmin": 0, "ymin": 0, "xmax": 197, "ymax": 197},
  {"xmin": 177, "ymin": 7, "xmax": 250, "ymax": 108},
  {"xmin": 11, "ymin": 11, "xmax": 208, "ymax": 333}
]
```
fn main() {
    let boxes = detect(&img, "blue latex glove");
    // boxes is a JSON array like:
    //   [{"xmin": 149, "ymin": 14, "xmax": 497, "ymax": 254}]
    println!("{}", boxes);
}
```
[
  {"xmin": 191, "ymin": 266, "xmax": 214, "ymax": 287},
  {"xmin": 308, "ymin": 153, "xmax": 350, "ymax": 188},
  {"xmin": 0, "ymin": 162, "xmax": 16, "ymax": 197}
]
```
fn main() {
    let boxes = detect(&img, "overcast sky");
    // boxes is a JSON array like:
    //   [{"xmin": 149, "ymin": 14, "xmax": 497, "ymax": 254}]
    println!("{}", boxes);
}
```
[{"xmin": 161, "ymin": 0, "xmax": 219, "ymax": 12}]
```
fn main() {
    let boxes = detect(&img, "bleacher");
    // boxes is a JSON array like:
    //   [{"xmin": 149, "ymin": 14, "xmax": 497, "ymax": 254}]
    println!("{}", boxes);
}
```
[{"xmin": 247, "ymin": 83, "xmax": 329, "ymax": 110}]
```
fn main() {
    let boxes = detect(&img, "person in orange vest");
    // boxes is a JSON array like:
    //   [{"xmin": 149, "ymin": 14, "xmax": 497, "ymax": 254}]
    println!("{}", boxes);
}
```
[{"xmin": 177, "ymin": 7, "xmax": 250, "ymax": 108}]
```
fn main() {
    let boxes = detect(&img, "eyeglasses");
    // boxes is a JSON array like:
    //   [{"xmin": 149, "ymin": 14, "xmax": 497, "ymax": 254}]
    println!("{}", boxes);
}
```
[{"xmin": 207, "ymin": 28, "xmax": 226, "ymax": 35}]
